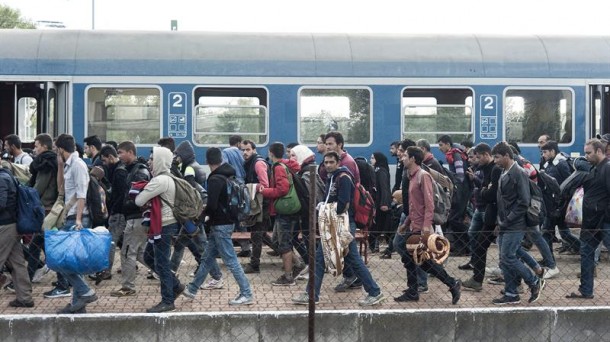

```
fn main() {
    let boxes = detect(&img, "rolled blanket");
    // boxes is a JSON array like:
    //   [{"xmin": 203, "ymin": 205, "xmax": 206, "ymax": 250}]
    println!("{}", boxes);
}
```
[
  {"xmin": 318, "ymin": 202, "xmax": 353, "ymax": 276},
  {"xmin": 427, "ymin": 233, "xmax": 451, "ymax": 265}
]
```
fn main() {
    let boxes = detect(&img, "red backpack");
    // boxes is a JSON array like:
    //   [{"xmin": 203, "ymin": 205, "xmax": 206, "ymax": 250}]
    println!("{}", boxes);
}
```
[{"xmin": 353, "ymin": 182, "xmax": 376, "ymax": 230}]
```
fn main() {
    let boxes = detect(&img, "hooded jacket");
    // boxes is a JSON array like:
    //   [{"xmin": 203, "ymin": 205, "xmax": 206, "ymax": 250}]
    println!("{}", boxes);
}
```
[
  {"xmin": 543, "ymin": 153, "xmax": 571, "ymax": 185},
  {"xmin": 28, "ymin": 150, "xmax": 58, "ymax": 208},
  {"xmin": 582, "ymin": 157, "xmax": 610, "ymax": 229},
  {"xmin": 325, "ymin": 166, "xmax": 355, "ymax": 215},
  {"xmin": 372, "ymin": 152, "xmax": 391, "ymax": 209},
  {"xmin": 135, "ymin": 147, "xmax": 176, "ymax": 227},
  {"xmin": 261, "ymin": 158, "xmax": 301, "ymax": 216},
  {"xmin": 174, "ymin": 141, "xmax": 207, "ymax": 185},
  {"xmin": 205, "ymin": 162, "xmax": 237, "ymax": 225}
]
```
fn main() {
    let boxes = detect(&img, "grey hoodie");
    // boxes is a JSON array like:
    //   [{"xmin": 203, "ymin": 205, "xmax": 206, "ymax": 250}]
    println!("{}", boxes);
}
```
[
  {"xmin": 136, "ymin": 146, "xmax": 177, "ymax": 226},
  {"xmin": 174, "ymin": 141, "xmax": 207, "ymax": 184}
]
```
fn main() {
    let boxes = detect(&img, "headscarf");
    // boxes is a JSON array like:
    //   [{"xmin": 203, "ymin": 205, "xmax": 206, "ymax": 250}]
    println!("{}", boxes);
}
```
[{"xmin": 372, "ymin": 152, "xmax": 389, "ymax": 171}]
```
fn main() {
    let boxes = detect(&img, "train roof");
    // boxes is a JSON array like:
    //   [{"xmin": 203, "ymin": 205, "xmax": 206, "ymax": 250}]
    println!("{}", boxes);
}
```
[{"xmin": 1, "ymin": 30, "xmax": 610, "ymax": 78}]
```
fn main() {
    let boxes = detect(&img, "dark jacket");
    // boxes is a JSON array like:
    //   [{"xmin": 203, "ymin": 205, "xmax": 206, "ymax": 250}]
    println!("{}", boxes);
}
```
[
  {"xmin": 107, "ymin": 161, "xmax": 128, "ymax": 215},
  {"xmin": 206, "ymin": 163, "xmax": 236, "ymax": 226},
  {"xmin": 497, "ymin": 162, "xmax": 530, "ymax": 231},
  {"xmin": 28, "ymin": 150, "xmax": 58, "ymax": 208},
  {"xmin": 543, "ymin": 154, "xmax": 571, "ymax": 185},
  {"xmin": 326, "ymin": 167, "xmax": 355, "ymax": 215},
  {"xmin": 174, "ymin": 141, "xmax": 207, "ymax": 185},
  {"xmin": 0, "ymin": 168, "xmax": 17, "ymax": 225},
  {"xmin": 374, "ymin": 167, "xmax": 391, "ymax": 210},
  {"xmin": 473, "ymin": 161, "xmax": 495, "ymax": 211},
  {"xmin": 582, "ymin": 157, "xmax": 610, "ymax": 229},
  {"xmin": 393, "ymin": 158, "xmax": 403, "ymax": 192},
  {"xmin": 244, "ymin": 153, "xmax": 268, "ymax": 184},
  {"xmin": 123, "ymin": 162, "xmax": 151, "ymax": 219}
]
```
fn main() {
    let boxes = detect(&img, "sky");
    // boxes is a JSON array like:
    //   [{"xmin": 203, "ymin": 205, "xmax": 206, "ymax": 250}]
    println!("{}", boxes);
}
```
[{"xmin": 1, "ymin": 0, "xmax": 609, "ymax": 36}]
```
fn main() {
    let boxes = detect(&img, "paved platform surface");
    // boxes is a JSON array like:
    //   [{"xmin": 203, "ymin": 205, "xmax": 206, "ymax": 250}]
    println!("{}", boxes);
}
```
[{"xmin": 0, "ymin": 239, "xmax": 608, "ymax": 315}]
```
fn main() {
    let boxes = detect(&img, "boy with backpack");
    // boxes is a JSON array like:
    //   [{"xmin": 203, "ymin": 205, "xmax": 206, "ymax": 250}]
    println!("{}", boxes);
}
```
[{"xmin": 183, "ymin": 147, "xmax": 254, "ymax": 305}]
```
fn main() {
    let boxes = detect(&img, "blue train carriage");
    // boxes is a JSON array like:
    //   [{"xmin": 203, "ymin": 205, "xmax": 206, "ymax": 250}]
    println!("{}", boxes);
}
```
[{"xmin": 0, "ymin": 30, "xmax": 609, "ymax": 166}]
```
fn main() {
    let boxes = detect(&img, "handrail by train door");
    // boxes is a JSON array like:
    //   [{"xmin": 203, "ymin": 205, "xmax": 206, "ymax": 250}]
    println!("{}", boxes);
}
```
[{"xmin": 590, "ymin": 85, "xmax": 610, "ymax": 138}]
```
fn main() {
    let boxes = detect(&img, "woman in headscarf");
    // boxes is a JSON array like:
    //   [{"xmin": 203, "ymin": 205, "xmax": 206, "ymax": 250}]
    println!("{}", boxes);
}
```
[{"xmin": 369, "ymin": 152, "xmax": 391, "ymax": 253}]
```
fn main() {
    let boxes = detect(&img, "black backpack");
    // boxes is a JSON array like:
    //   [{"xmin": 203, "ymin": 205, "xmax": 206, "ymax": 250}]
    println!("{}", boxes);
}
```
[
  {"xmin": 526, "ymin": 178, "xmax": 544, "ymax": 227},
  {"xmin": 354, "ymin": 156, "xmax": 377, "ymax": 197},
  {"xmin": 537, "ymin": 170, "xmax": 561, "ymax": 216},
  {"xmin": 87, "ymin": 177, "xmax": 109, "ymax": 227}
]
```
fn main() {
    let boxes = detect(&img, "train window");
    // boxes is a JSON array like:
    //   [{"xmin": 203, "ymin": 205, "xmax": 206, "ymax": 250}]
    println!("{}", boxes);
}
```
[
  {"xmin": 86, "ymin": 87, "xmax": 161, "ymax": 144},
  {"xmin": 402, "ymin": 88, "xmax": 473, "ymax": 143},
  {"xmin": 504, "ymin": 89, "xmax": 573, "ymax": 144},
  {"xmin": 193, "ymin": 87, "xmax": 268, "ymax": 145},
  {"xmin": 17, "ymin": 97, "xmax": 38, "ymax": 143},
  {"xmin": 298, "ymin": 88, "xmax": 371, "ymax": 145}
]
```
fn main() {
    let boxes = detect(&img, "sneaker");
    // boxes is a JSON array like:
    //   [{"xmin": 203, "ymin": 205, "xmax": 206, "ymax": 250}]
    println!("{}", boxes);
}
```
[
  {"xmin": 0, "ymin": 274, "xmax": 8, "ymax": 289},
  {"xmin": 201, "ymin": 278, "xmax": 224, "ymax": 290},
  {"xmin": 458, "ymin": 262, "xmax": 474, "ymax": 270},
  {"xmin": 243, "ymin": 264, "xmax": 260, "ymax": 274},
  {"xmin": 292, "ymin": 292, "xmax": 318, "ymax": 305},
  {"xmin": 487, "ymin": 276, "xmax": 505, "ymax": 285},
  {"xmin": 147, "ymin": 271, "xmax": 160, "ymax": 280},
  {"xmin": 266, "ymin": 250, "xmax": 279, "ymax": 257},
  {"xmin": 272, "ymin": 274, "xmax": 296, "ymax": 286},
  {"xmin": 543, "ymin": 267, "xmax": 560, "ymax": 280},
  {"xmin": 32, "ymin": 265, "xmax": 50, "ymax": 283},
  {"xmin": 418, "ymin": 286, "xmax": 429, "ymax": 293},
  {"xmin": 450, "ymin": 280, "xmax": 461, "ymax": 305},
  {"xmin": 501, "ymin": 285, "xmax": 525, "ymax": 294},
  {"xmin": 334, "ymin": 276, "xmax": 358, "ymax": 292},
  {"xmin": 292, "ymin": 264, "xmax": 306, "ymax": 279},
  {"xmin": 229, "ymin": 293, "xmax": 254, "ymax": 305},
  {"xmin": 237, "ymin": 250, "xmax": 252, "ymax": 257},
  {"xmin": 71, "ymin": 293, "xmax": 98, "ymax": 312},
  {"xmin": 4, "ymin": 282, "xmax": 15, "ymax": 293},
  {"xmin": 8, "ymin": 299, "xmax": 34, "ymax": 308},
  {"xmin": 43, "ymin": 287, "xmax": 71, "ymax": 298},
  {"xmin": 295, "ymin": 265, "xmax": 309, "ymax": 280},
  {"xmin": 462, "ymin": 277, "xmax": 483, "ymax": 292},
  {"xmin": 486, "ymin": 267, "xmax": 502, "ymax": 278},
  {"xmin": 110, "ymin": 288, "xmax": 136, "ymax": 297},
  {"xmin": 492, "ymin": 295, "xmax": 521, "ymax": 305},
  {"xmin": 183, "ymin": 286, "xmax": 196, "ymax": 299},
  {"xmin": 394, "ymin": 290, "xmax": 419, "ymax": 302},
  {"xmin": 358, "ymin": 293, "xmax": 386, "ymax": 306},
  {"xmin": 380, "ymin": 252, "xmax": 392, "ymax": 259},
  {"xmin": 146, "ymin": 302, "xmax": 175, "ymax": 313},
  {"xmin": 57, "ymin": 303, "xmax": 86, "ymax": 314},
  {"xmin": 529, "ymin": 278, "xmax": 545, "ymax": 303}
]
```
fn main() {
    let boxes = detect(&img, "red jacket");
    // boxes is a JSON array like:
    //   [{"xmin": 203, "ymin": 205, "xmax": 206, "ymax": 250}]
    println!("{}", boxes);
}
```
[{"xmin": 261, "ymin": 158, "xmax": 301, "ymax": 216}]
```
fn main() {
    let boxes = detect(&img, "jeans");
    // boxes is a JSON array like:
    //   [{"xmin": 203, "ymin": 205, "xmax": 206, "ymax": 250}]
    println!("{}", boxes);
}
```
[
  {"xmin": 188, "ymin": 224, "xmax": 252, "ymax": 298},
  {"xmin": 392, "ymin": 232, "xmax": 428, "ymax": 288},
  {"xmin": 498, "ymin": 231, "xmax": 538, "ymax": 298},
  {"xmin": 170, "ymin": 231, "xmax": 204, "ymax": 272},
  {"xmin": 107, "ymin": 213, "xmax": 126, "ymax": 271},
  {"xmin": 526, "ymin": 225, "xmax": 555, "ymax": 268},
  {"xmin": 25, "ymin": 233, "xmax": 45, "ymax": 280},
  {"xmin": 308, "ymin": 221, "xmax": 381, "ymax": 301},
  {"xmin": 468, "ymin": 210, "xmax": 485, "ymax": 263},
  {"xmin": 60, "ymin": 217, "xmax": 93, "ymax": 305},
  {"xmin": 579, "ymin": 223, "xmax": 610, "ymax": 296},
  {"xmin": 152, "ymin": 223, "xmax": 183, "ymax": 305},
  {"xmin": 471, "ymin": 226, "xmax": 496, "ymax": 283},
  {"xmin": 293, "ymin": 216, "xmax": 310, "ymax": 264}
]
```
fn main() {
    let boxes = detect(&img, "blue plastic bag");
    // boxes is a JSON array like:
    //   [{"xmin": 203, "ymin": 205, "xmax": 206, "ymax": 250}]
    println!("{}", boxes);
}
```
[{"xmin": 45, "ymin": 228, "xmax": 112, "ymax": 274}]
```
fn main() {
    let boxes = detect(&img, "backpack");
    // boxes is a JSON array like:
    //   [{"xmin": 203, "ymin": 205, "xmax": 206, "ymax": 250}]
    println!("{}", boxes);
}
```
[
  {"xmin": 354, "ymin": 156, "xmax": 377, "ymax": 196},
  {"xmin": 163, "ymin": 175, "xmax": 205, "ymax": 225},
  {"xmin": 87, "ymin": 177, "xmax": 109, "ymax": 227},
  {"xmin": 421, "ymin": 164, "xmax": 454, "ymax": 225},
  {"xmin": 526, "ymin": 178, "xmax": 544, "ymax": 227},
  {"xmin": 559, "ymin": 152, "xmax": 576, "ymax": 173},
  {"xmin": 223, "ymin": 175, "xmax": 251, "ymax": 223},
  {"xmin": 337, "ymin": 172, "xmax": 376, "ymax": 230},
  {"xmin": 273, "ymin": 163, "xmax": 302, "ymax": 216},
  {"xmin": 287, "ymin": 167, "xmax": 311, "ymax": 218},
  {"xmin": 12, "ymin": 176, "xmax": 45, "ymax": 234},
  {"xmin": 537, "ymin": 170, "xmax": 561, "ymax": 216}
]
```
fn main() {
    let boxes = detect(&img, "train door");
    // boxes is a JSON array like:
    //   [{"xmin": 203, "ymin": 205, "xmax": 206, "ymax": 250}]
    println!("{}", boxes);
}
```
[
  {"xmin": 0, "ymin": 81, "xmax": 68, "ymax": 146},
  {"xmin": 589, "ymin": 85, "xmax": 610, "ymax": 138}
]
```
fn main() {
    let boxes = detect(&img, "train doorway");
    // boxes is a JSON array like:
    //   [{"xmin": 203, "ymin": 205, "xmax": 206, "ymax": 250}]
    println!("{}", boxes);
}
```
[
  {"xmin": 0, "ymin": 81, "xmax": 68, "ymax": 146},
  {"xmin": 589, "ymin": 85, "xmax": 610, "ymax": 139}
]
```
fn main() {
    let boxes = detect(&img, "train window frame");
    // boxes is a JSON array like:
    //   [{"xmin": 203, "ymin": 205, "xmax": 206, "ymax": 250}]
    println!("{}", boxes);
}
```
[
  {"xmin": 400, "ymin": 86, "xmax": 475, "ymax": 145},
  {"xmin": 297, "ymin": 86, "xmax": 373, "ymax": 147},
  {"xmin": 84, "ymin": 85, "xmax": 163, "ymax": 147},
  {"xmin": 502, "ymin": 87, "xmax": 575, "ymax": 146},
  {"xmin": 192, "ymin": 86, "xmax": 269, "ymax": 147}
]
